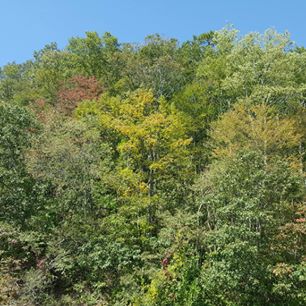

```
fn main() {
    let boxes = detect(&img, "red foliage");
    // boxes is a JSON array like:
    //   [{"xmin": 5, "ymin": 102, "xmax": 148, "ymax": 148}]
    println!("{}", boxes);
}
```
[
  {"xmin": 36, "ymin": 258, "xmax": 46, "ymax": 270},
  {"xmin": 57, "ymin": 76, "xmax": 103, "ymax": 114},
  {"xmin": 162, "ymin": 257, "xmax": 169, "ymax": 269},
  {"xmin": 35, "ymin": 98, "xmax": 46, "ymax": 108},
  {"xmin": 30, "ymin": 98, "xmax": 48, "ymax": 123}
]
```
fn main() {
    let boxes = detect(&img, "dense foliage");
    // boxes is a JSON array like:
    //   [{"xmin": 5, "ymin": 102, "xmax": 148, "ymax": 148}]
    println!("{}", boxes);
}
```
[{"xmin": 0, "ymin": 28, "xmax": 305, "ymax": 305}]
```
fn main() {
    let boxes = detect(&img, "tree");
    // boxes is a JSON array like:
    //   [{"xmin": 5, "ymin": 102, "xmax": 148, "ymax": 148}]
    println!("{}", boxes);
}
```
[
  {"xmin": 67, "ymin": 32, "xmax": 123, "ymax": 88},
  {"xmin": 122, "ymin": 35, "xmax": 186, "ymax": 99},
  {"xmin": 57, "ymin": 75, "xmax": 103, "ymax": 114},
  {"xmin": 0, "ymin": 102, "xmax": 39, "ymax": 226},
  {"xmin": 194, "ymin": 151, "xmax": 304, "ymax": 305},
  {"xmin": 210, "ymin": 102, "xmax": 302, "ymax": 167}
]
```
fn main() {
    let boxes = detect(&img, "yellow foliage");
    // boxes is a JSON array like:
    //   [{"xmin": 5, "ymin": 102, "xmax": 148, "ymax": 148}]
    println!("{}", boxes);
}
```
[
  {"xmin": 76, "ymin": 88, "xmax": 193, "ymax": 202},
  {"xmin": 139, "ymin": 182, "xmax": 149, "ymax": 193},
  {"xmin": 211, "ymin": 102, "xmax": 302, "ymax": 161},
  {"xmin": 272, "ymin": 263, "xmax": 293, "ymax": 277}
]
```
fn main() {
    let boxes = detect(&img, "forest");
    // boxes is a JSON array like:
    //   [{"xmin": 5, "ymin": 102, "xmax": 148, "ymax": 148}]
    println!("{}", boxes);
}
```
[{"xmin": 0, "ymin": 27, "xmax": 305, "ymax": 305}]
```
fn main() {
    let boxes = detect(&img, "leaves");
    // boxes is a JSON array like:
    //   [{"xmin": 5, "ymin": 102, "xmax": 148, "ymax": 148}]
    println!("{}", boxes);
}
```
[{"xmin": 0, "ymin": 27, "xmax": 305, "ymax": 305}]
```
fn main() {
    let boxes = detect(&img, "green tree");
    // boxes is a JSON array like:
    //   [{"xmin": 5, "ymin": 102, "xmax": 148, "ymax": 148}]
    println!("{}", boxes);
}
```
[{"xmin": 0, "ymin": 102, "xmax": 39, "ymax": 226}]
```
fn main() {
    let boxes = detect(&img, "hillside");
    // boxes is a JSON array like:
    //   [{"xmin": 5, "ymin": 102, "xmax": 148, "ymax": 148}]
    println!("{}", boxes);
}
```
[{"xmin": 0, "ymin": 28, "xmax": 305, "ymax": 305}]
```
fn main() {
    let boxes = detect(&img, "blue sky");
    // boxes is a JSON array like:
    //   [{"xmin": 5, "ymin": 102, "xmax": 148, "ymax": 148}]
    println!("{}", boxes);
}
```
[{"xmin": 1, "ymin": 0, "xmax": 306, "ymax": 66}]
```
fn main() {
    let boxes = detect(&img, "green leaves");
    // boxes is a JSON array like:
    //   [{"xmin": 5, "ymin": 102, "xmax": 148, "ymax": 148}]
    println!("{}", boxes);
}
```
[
  {"xmin": 0, "ymin": 102, "xmax": 40, "ymax": 225},
  {"xmin": 0, "ymin": 27, "xmax": 305, "ymax": 305}
]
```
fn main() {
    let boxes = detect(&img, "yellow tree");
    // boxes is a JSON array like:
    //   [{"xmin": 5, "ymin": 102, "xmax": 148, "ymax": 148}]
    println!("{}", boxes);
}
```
[
  {"xmin": 76, "ymin": 89, "xmax": 193, "ymax": 234},
  {"xmin": 211, "ymin": 102, "xmax": 302, "ymax": 168}
]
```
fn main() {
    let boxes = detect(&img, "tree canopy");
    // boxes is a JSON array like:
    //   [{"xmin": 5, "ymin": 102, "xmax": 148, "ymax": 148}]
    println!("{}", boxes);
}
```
[{"xmin": 0, "ymin": 28, "xmax": 305, "ymax": 305}]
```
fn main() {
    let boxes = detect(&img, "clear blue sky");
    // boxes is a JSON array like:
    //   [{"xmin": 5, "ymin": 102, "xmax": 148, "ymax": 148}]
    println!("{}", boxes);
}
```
[{"xmin": 1, "ymin": 0, "xmax": 306, "ymax": 66}]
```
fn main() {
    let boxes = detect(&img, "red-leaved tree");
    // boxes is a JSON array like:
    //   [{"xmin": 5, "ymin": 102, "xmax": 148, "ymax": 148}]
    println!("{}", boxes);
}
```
[{"xmin": 57, "ymin": 76, "xmax": 103, "ymax": 114}]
